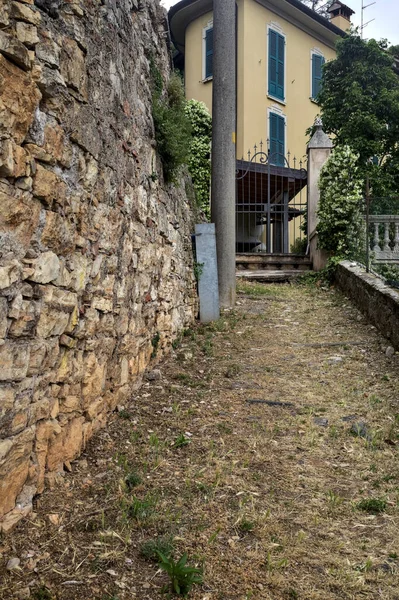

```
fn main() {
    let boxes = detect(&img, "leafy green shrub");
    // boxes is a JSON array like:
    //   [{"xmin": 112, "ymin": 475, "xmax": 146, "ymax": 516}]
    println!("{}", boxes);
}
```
[
  {"xmin": 184, "ymin": 100, "xmax": 212, "ymax": 218},
  {"xmin": 158, "ymin": 552, "xmax": 203, "ymax": 596},
  {"xmin": 150, "ymin": 61, "xmax": 191, "ymax": 183},
  {"xmin": 317, "ymin": 145, "xmax": 364, "ymax": 259},
  {"xmin": 375, "ymin": 263, "xmax": 399, "ymax": 284},
  {"xmin": 290, "ymin": 237, "xmax": 307, "ymax": 254}
]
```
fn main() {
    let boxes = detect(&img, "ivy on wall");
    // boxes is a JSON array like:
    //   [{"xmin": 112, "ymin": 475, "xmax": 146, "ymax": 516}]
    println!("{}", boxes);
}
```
[
  {"xmin": 317, "ymin": 145, "xmax": 364, "ymax": 259},
  {"xmin": 184, "ymin": 100, "xmax": 212, "ymax": 219}
]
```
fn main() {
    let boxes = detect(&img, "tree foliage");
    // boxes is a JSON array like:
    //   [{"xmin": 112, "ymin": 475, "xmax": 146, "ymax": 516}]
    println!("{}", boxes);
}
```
[
  {"xmin": 317, "ymin": 145, "xmax": 364, "ymax": 258},
  {"xmin": 184, "ymin": 100, "xmax": 212, "ymax": 218},
  {"xmin": 317, "ymin": 33, "xmax": 399, "ymax": 196}
]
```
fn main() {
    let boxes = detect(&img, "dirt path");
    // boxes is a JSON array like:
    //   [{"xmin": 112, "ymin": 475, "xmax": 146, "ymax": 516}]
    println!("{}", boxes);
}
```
[{"xmin": 1, "ymin": 282, "xmax": 399, "ymax": 600}]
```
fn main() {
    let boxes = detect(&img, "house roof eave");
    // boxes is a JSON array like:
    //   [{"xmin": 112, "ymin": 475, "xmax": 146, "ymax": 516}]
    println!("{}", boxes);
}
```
[{"xmin": 169, "ymin": 0, "xmax": 346, "ymax": 56}]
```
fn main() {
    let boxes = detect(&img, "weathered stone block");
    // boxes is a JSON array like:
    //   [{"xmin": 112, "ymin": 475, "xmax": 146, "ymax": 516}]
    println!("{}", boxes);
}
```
[
  {"xmin": 0, "ymin": 55, "xmax": 40, "ymax": 142},
  {"xmin": 0, "ymin": 386, "xmax": 15, "ymax": 417},
  {"xmin": 30, "ymin": 251, "xmax": 60, "ymax": 283},
  {"xmin": 60, "ymin": 37, "xmax": 88, "ymax": 100},
  {"xmin": 26, "ymin": 340, "xmax": 47, "ymax": 374},
  {"xmin": 0, "ymin": 261, "xmax": 21, "ymax": 291},
  {"xmin": 36, "ymin": 306, "xmax": 69, "ymax": 338},
  {"xmin": 11, "ymin": 2, "xmax": 41, "ymax": 25},
  {"xmin": 0, "ymin": 30, "xmax": 31, "ymax": 71},
  {"xmin": 0, "ymin": 426, "xmax": 34, "ymax": 518},
  {"xmin": 0, "ymin": 139, "xmax": 28, "ymax": 177},
  {"xmin": 0, "ymin": 182, "xmax": 42, "ymax": 252},
  {"xmin": 41, "ymin": 210, "xmax": 75, "ymax": 254},
  {"xmin": 0, "ymin": 342, "xmax": 30, "ymax": 381},
  {"xmin": 32, "ymin": 164, "xmax": 66, "ymax": 207},
  {"xmin": 15, "ymin": 22, "xmax": 39, "ymax": 48},
  {"xmin": 35, "ymin": 39, "xmax": 60, "ymax": 68},
  {"xmin": 46, "ymin": 415, "xmax": 84, "ymax": 471},
  {"xmin": 8, "ymin": 299, "xmax": 38, "ymax": 338}
]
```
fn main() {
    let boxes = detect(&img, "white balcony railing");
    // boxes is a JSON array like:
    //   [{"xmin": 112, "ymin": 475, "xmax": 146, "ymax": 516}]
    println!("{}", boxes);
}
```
[{"xmin": 369, "ymin": 215, "xmax": 399, "ymax": 263}]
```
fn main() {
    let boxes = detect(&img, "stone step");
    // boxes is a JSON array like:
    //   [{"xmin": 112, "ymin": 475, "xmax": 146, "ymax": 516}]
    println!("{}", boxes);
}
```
[
  {"xmin": 236, "ymin": 269, "xmax": 315, "ymax": 283},
  {"xmin": 236, "ymin": 253, "xmax": 312, "ymax": 271}
]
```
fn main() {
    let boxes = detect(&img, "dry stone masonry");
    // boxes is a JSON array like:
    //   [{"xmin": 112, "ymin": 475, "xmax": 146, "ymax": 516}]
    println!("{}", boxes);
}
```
[{"xmin": 0, "ymin": 0, "xmax": 198, "ymax": 531}]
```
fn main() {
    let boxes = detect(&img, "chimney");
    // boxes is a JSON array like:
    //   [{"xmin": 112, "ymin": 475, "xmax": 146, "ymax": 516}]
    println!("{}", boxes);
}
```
[{"xmin": 328, "ymin": 1, "xmax": 355, "ymax": 32}]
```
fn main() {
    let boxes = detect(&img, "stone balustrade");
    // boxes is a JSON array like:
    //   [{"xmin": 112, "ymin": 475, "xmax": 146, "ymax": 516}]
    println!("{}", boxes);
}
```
[{"xmin": 368, "ymin": 215, "xmax": 399, "ymax": 263}]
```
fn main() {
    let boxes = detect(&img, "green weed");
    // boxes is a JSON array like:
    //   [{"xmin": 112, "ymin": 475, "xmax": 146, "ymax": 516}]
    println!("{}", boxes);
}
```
[
  {"xmin": 356, "ymin": 497, "xmax": 387, "ymax": 514},
  {"xmin": 125, "ymin": 495, "xmax": 157, "ymax": 521},
  {"xmin": 151, "ymin": 332, "xmax": 161, "ymax": 358},
  {"xmin": 239, "ymin": 519, "xmax": 255, "ymax": 533},
  {"xmin": 174, "ymin": 433, "xmax": 191, "ymax": 448},
  {"xmin": 118, "ymin": 409, "xmax": 132, "ymax": 419},
  {"xmin": 158, "ymin": 552, "xmax": 203, "ymax": 596},
  {"xmin": 124, "ymin": 471, "xmax": 142, "ymax": 490}
]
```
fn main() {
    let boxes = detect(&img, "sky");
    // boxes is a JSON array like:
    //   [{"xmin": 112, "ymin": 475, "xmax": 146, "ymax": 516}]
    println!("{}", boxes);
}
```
[{"xmin": 161, "ymin": 0, "xmax": 399, "ymax": 45}]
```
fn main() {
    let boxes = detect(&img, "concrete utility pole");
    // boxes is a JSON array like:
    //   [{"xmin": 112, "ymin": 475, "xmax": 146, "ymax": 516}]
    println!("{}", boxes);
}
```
[{"xmin": 211, "ymin": 0, "xmax": 237, "ymax": 309}]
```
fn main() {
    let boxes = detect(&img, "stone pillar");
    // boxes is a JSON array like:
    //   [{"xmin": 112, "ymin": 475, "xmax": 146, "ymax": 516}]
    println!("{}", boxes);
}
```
[{"xmin": 307, "ymin": 118, "xmax": 333, "ymax": 271}]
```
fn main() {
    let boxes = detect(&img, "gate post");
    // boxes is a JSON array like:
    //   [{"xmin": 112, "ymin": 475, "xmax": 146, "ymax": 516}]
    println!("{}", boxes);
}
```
[{"xmin": 307, "ymin": 118, "xmax": 333, "ymax": 271}]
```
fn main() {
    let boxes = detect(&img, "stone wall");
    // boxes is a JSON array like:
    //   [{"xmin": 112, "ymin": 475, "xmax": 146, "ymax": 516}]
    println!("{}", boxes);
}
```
[
  {"xmin": 0, "ymin": 0, "xmax": 198, "ymax": 530},
  {"xmin": 336, "ymin": 261, "xmax": 399, "ymax": 349}
]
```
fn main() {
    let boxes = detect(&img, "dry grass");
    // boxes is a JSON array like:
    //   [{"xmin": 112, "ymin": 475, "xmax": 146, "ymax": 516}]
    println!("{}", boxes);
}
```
[{"xmin": 1, "ymin": 282, "xmax": 399, "ymax": 600}]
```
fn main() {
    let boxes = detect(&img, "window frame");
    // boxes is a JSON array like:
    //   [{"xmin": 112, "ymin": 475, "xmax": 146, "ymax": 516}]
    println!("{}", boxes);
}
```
[
  {"xmin": 267, "ymin": 24, "xmax": 286, "ymax": 105},
  {"xmin": 202, "ymin": 21, "xmax": 214, "ymax": 82},
  {"xmin": 310, "ymin": 49, "xmax": 325, "ymax": 102}
]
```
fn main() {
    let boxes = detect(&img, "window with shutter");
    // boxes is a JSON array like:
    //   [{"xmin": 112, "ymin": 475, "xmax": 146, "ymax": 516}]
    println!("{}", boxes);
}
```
[
  {"xmin": 312, "ymin": 53, "xmax": 325, "ymax": 99},
  {"xmin": 205, "ymin": 27, "xmax": 213, "ymax": 79},
  {"xmin": 269, "ymin": 112, "xmax": 285, "ymax": 167},
  {"xmin": 268, "ymin": 29, "xmax": 285, "ymax": 101}
]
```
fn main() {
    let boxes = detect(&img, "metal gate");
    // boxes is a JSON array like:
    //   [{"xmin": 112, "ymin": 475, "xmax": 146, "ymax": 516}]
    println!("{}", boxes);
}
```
[{"xmin": 236, "ymin": 142, "xmax": 308, "ymax": 254}]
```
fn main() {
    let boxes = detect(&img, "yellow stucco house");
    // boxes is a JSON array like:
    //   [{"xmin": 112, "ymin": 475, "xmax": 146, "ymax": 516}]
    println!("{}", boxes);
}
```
[{"xmin": 169, "ymin": 0, "xmax": 354, "ymax": 257}]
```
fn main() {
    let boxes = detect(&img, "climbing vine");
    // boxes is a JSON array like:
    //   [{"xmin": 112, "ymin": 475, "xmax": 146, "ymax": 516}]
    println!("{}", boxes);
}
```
[
  {"xmin": 150, "ymin": 58, "xmax": 192, "ymax": 183},
  {"xmin": 184, "ymin": 100, "xmax": 212, "ymax": 219},
  {"xmin": 317, "ymin": 145, "xmax": 364, "ymax": 259}
]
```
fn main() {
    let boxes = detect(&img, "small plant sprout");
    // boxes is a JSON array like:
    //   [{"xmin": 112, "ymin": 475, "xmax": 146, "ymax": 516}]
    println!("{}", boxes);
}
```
[
  {"xmin": 239, "ymin": 519, "xmax": 255, "ymax": 533},
  {"xmin": 327, "ymin": 490, "xmax": 343, "ymax": 508},
  {"xmin": 125, "ymin": 494, "xmax": 156, "ymax": 522},
  {"xmin": 157, "ymin": 552, "xmax": 203, "ymax": 597},
  {"xmin": 174, "ymin": 433, "xmax": 191, "ymax": 448}
]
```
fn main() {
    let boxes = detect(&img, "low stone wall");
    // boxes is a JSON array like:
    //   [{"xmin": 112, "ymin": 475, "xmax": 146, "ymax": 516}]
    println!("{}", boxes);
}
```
[
  {"xmin": 0, "ymin": 0, "xmax": 198, "ymax": 530},
  {"xmin": 336, "ymin": 261, "xmax": 399, "ymax": 349}
]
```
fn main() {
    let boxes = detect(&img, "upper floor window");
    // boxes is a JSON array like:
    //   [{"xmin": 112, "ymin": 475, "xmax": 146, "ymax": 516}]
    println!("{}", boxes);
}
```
[
  {"xmin": 311, "ymin": 53, "xmax": 325, "ymax": 100},
  {"xmin": 268, "ymin": 29, "xmax": 285, "ymax": 101},
  {"xmin": 203, "ymin": 25, "xmax": 213, "ymax": 80},
  {"xmin": 269, "ymin": 111, "xmax": 285, "ymax": 167}
]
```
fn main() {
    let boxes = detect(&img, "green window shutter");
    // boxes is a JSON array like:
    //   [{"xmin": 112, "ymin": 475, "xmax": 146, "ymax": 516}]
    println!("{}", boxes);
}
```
[
  {"xmin": 268, "ymin": 30, "xmax": 285, "ymax": 101},
  {"xmin": 205, "ymin": 28, "xmax": 213, "ymax": 78},
  {"xmin": 312, "ymin": 54, "xmax": 325, "ymax": 99},
  {"xmin": 269, "ymin": 113, "xmax": 285, "ymax": 167}
]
